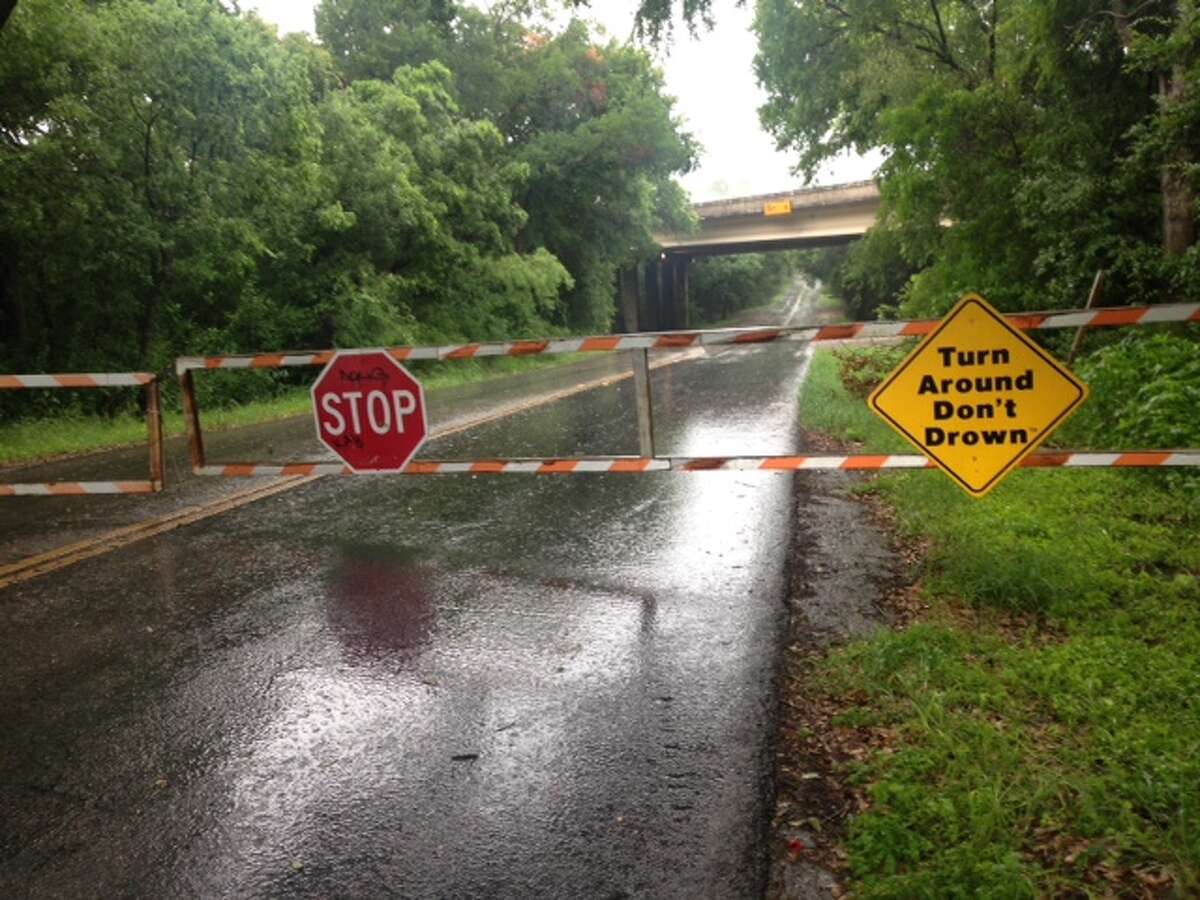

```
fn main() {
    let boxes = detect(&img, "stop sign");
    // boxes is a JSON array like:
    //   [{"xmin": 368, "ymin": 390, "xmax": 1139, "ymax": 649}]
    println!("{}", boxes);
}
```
[{"xmin": 311, "ymin": 350, "xmax": 428, "ymax": 472}]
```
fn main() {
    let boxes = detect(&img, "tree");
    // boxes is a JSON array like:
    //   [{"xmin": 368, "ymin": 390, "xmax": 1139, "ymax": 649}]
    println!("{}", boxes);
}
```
[
  {"xmin": 0, "ymin": 0, "xmax": 573, "ymax": 408},
  {"xmin": 315, "ymin": 0, "xmax": 461, "ymax": 82},
  {"xmin": 750, "ymin": 0, "xmax": 1200, "ymax": 311},
  {"xmin": 316, "ymin": 1, "xmax": 697, "ymax": 330},
  {"xmin": 567, "ymin": 0, "xmax": 721, "ymax": 42},
  {"xmin": 302, "ymin": 63, "xmax": 570, "ymax": 346},
  {"xmin": 499, "ymin": 22, "xmax": 697, "ymax": 328},
  {"xmin": 1, "ymin": 0, "xmax": 325, "ymax": 377},
  {"xmin": 689, "ymin": 252, "xmax": 800, "ymax": 323},
  {"xmin": 1109, "ymin": 1, "xmax": 1200, "ymax": 257},
  {"xmin": 602, "ymin": 0, "xmax": 1198, "ymax": 312}
]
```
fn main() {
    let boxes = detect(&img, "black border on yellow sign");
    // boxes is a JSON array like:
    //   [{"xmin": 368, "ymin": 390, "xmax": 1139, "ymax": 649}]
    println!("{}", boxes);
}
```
[{"xmin": 868, "ymin": 293, "xmax": 1089, "ymax": 497}]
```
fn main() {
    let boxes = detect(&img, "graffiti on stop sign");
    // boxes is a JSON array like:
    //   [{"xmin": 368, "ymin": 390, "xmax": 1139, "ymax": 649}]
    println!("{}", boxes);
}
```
[
  {"xmin": 318, "ymin": 384, "xmax": 419, "ymax": 448},
  {"xmin": 311, "ymin": 350, "xmax": 429, "ymax": 472}
]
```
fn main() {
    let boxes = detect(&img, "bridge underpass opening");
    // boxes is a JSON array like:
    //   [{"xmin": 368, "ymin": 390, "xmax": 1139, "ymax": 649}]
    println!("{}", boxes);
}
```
[{"xmin": 620, "ymin": 181, "xmax": 881, "ymax": 333}]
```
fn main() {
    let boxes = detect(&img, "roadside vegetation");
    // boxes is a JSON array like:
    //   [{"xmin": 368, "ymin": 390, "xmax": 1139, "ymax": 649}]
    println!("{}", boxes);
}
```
[
  {"xmin": 632, "ymin": 0, "xmax": 1200, "ymax": 322},
  {"xmin": 0, "ymin": 353, "xmax": 583, "ymax": 467},
  {"xmin": 0, "ymin": 0, "xmax": 695, "ymax": 426},
  {"xmin": 796, "ymin": 343, "xmax": 1200, "ymax": 896}
]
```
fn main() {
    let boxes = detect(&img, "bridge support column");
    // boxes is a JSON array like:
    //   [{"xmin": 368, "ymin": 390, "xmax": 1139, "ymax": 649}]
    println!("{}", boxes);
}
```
[
  {"xmin": 660, "ymin": 259, "xmax": 676, "ymax": 330},
  {"xmin": 616, "ymin": 265, "xmax": 641, "ymax": 333},
  {"xmin": 672, "ymin": 256, "xmax": 690, "ymax": 330},
  {"xmin": 641, "ymin": 261, "xmax": 662, "ymax": 332},
  {"xmin": 636, "ymin": 255, "xmax": 691, "ymax": 331}
]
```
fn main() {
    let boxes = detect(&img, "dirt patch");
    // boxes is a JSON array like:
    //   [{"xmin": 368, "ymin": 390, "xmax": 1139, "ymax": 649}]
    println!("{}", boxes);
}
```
[{"xmin": 766, "ymin": 433, "xmax": 918, "ymax": 899}]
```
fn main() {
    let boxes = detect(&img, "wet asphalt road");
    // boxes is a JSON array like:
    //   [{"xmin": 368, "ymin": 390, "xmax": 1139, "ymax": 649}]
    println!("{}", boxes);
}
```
[
  {"xmin": 0, "ymin": 354, "xmax": 638, "ymax": 564},
  {"xmin": 0, "ymin": 334, "xmax": 810, "ymax": 898}
]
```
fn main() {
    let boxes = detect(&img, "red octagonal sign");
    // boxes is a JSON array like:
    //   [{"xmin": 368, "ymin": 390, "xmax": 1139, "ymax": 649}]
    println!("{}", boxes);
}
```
[{"xmin": 311, "ymin": 350, "xmax": 428, "ymax": 473}]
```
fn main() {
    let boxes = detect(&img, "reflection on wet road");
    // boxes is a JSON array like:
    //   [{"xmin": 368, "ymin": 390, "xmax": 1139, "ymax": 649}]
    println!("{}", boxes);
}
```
[{"xmin": 0, "ymin": 343, "xmax": 809, "ymax": 898}]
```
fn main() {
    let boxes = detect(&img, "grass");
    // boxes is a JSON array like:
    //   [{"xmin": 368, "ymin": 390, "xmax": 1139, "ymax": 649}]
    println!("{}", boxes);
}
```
[
  {"xmin": 0, "ymin": 352, "xmax": 586, "ymax": 467},
  {"xmin": 799, "ymin": 348, "xmax": 1200, "ymax": 897},
  {"xmin": 817, "ymin": 289, "xmax": 844, "ymax": 314},
  {"xmin": 800, "ymin": 349, "xmax": 909, "ymax": 450}
]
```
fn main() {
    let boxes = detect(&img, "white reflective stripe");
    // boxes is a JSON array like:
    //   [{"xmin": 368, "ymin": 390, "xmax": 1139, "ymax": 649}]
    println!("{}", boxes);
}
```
[
  {"xmin": 170, "ymin": 303, "xmax": 1200, "ymax": 373},
  {"xmin": 187, "ymin": 452, "xmax": 1200, "ymax": 478},
  {"xmin": 78, "ymin": 483, "xmax": 129, "ymax": 494},
  {"xmin": 574, "ymin": 460, "xmax": 617, "ymax": 472},
  {"xmin": 502, "ymin": 462, "xmax": 543, "ymax": 473},
  {"xmin": 13, "ymin": 375, "xmax": 62, "ymax": 387},
  {"xmin": 282, "ymin": 355, "xmax": 318, "ymax": 367},
  {"xmin": 469, "ymin": 344, "xmax": 514, "ymax": 358},
  {"xmin": 859, "ymin": 324, "xmax": 908, "ymax": 338},
  {"xmin": 617, "ymin": 336, "xmax": 657, "ymax": 350},
  {"xmin": 782, "ymin": 331, "xmax": 819, "ymax": 343},
  {"xmin": 88, "ymin": 374, "xmax": 151, "ymax": 386},
  {"xmin": 798, "ymin": 457, "xmax": 847, "ymax": 470},
  {"xmin": 1043, "ymin": 312, "xmax": 1095, "ymax": 328},
  {"xmin": 13, "ymin": 484, "xmax": 52, "ymax": 495},
  {"xmin": 884, "ymin": 455, "xmax": 932, "ymax": 468},
  {"xmin": 1063, "ymin": 453, "xmax": 1122, "ymax": 467},
  {"xmin": 1141, "ymin": 303, "xmax": 1199, "ymax": 323},
  {"xmin": 724, "ymin": 458, "xmax": 765, "ymax": 470}
]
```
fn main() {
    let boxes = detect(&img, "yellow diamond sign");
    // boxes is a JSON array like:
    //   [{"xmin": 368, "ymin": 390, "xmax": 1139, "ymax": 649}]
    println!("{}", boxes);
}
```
[{"xmin": 869, "ymin": 293, "xmax": 1089, "ymax": 497}]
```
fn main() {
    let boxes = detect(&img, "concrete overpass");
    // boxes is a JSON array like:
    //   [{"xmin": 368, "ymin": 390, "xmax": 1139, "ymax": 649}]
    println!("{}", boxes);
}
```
[
  {"xmin": 620, "ymin": 181, "xmax": 881, "ymax": 331},
  {"xmin": 656, "ymin": 180, "xmax": 881, "ymax": 256}
]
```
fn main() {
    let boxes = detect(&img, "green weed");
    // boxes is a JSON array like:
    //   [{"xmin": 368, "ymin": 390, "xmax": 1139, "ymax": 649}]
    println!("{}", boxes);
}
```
[
  {"xmin": 799, "ymin": 347, "xmax": 1200, "ymax": 896},
  {"xmin": 831, "ymin": 341, "xmax": 917, "ymax": 399},
  {"xmin": 800, "ymin": 350, "xmax": 910, "ymax": 450}
]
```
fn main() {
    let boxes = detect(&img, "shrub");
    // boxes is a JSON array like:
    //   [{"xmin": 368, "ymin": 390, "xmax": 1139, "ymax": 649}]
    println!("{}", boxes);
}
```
[
  {"xmin": 832, "ymin": 342, "xmax": 918, "ymax": 398},
  {"xmin": 1062, "ymin": 331, "xmax": 1200, "ymax": 449}
]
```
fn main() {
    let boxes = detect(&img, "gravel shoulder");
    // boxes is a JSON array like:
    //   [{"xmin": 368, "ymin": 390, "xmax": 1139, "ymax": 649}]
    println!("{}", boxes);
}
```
[{"xmin": 767, "ymin": 456, "xmax": 899, "ymax": 899}]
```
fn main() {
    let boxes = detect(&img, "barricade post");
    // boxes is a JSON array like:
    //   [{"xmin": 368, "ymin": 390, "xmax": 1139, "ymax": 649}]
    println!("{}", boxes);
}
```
[
  {"xmin": 0, "ymin": 373, "xmax": 165, "ymax": 496},
  {"xmin": 175, "ymin": 302, "xmax": 1200, "ymax": 478}
]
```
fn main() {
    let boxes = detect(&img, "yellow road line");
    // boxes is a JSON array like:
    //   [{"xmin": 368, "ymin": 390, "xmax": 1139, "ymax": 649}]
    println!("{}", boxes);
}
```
[
  {"xmin": 0, "ymin": 351, "xmax": 701, "ymax": 590},
  {"xmin": 0, "ymin": 477, "xmax": 315, "ymax": 590}
]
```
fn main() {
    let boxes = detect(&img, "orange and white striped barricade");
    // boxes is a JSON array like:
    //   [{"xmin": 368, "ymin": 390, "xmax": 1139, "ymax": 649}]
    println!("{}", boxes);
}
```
[
  {"xmin": 0, "ymin": 373, "xmax": 165, "ymax": 496},
  {"xmin": 175, "ymin": 302, "xmax": 1200, "ymax": 477},
  {"xmin": 183, "ymin": 451, "xmax": 1200, "ymax": 478}
]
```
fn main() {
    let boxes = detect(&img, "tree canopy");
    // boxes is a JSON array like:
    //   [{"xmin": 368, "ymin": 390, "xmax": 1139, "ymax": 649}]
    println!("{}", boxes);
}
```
[
  {"xmin": 0, "ymin": 0, "xmax": 695, "ymax": 409},
  {"xmin": 754, "ymin": 0, "xmax": 1199, "ymax": 315},
  {"xmin": 616, "ymin": 0, "xmax": 1200, "ymax": 317},
  {"xmin": 315, "ymin": 0, "xmax": 697, "ymax": 330}
]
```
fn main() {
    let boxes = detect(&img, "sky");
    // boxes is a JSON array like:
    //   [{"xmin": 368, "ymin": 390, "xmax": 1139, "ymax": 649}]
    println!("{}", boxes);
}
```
[{"xmin": 241, "ymin": 0, "xmax": 879, "ymax": 202}]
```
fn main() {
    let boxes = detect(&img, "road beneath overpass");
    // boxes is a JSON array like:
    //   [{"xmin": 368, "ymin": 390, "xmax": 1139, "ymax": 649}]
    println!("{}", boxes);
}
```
[{"xmin": 623, "ymin": 181, "xmax": 879, "ymax": 334}]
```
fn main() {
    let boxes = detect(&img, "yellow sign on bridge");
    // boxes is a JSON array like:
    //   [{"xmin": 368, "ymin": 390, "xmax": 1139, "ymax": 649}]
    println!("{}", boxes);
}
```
[{"xmin": 869, "ymin": 293, "xmax": 1088, "ymax": 497}]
